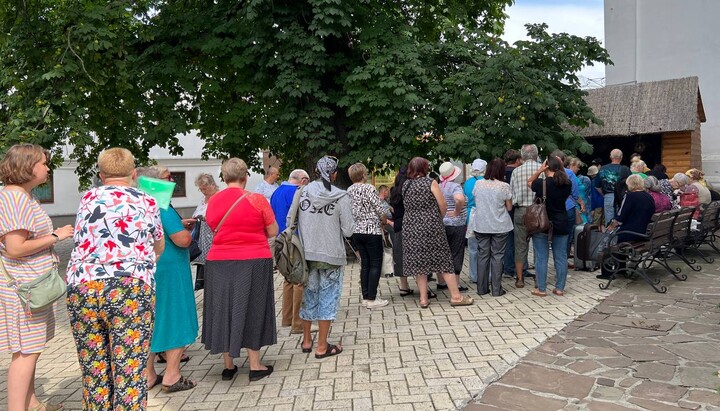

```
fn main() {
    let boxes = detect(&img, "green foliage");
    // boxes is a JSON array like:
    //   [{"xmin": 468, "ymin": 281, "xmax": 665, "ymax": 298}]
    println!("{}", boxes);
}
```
[{"xmin": 1, "ymin": 0, "xmax": 610, "ymax": 186}]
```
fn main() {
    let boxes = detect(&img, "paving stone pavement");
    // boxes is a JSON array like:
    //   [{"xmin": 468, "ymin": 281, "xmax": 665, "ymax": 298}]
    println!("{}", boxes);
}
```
[
  {"xmin": 466, "ymin": 254, "xmax": 720, "ymax": 411},
  {"xmin": 0, "ymin": 240, "xmax": 625, "ymax": 411}
]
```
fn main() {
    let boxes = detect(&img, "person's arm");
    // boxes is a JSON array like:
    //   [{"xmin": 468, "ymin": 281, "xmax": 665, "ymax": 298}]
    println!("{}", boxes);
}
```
[
  {"xmin": 430, "ymin": 179, "xmax": 448, "ymax": 217},
  {"xmin": 528, "ymin": 160, "xmax": 548, "ymax": 188},
  {"xmin": 169, "ymin": 230, "xmax": 192, "ymax": 248},
  {"xmin": 2, "ymin": 225, "xmax": 74, "ymax": 259},
  {"xmin": 505, "ymin": 199, "xmax": 513, "ymax": 211},
  {"xmin": 339, "ymin": 195, "xmax": 355, "ymax": 237},
  {"xmin": 369, "ymin": 186, "xmax": 388, "ymax": 224},
  {"xmin": 449, "ymin": 192, "xmax": 466, "ymax": 217},
  {"xmin": 265, "ymin": 221, "xmax": 279, "ymax": 238},
  {"xmin": 153, "ymin": 237, "xmax": 165, "ymax": 257}
]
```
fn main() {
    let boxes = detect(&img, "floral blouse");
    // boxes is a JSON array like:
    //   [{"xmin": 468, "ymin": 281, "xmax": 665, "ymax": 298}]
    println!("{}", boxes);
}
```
[
  {"xmin": 66, "ymin": 186, "xmax": 163, "ymax": 288},
  {"xmin": 347, "ymin": 183, "xmax": 385, "ymax": 235}
]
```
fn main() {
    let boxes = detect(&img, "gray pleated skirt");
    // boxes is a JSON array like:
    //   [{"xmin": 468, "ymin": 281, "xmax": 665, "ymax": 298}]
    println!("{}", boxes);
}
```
[{"xmin": 201, "ymin": 258, "xmax": 276, "ymax": 356}]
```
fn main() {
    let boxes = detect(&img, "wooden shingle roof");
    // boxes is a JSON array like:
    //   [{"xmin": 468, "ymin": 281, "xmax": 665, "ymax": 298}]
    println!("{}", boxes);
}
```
[{"xmin": 580, "ymin": 77, "xmax": 706, "ymax": 137}]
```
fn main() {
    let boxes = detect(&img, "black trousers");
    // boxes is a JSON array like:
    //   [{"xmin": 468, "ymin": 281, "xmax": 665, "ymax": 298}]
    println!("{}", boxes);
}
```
[
  {"xmin": 445, "ymin": 225, "xmax": 467, "ymax": 275},
  {"xmin": 353, "ymin": 233, "xmax": 384, "ymax": 300}
]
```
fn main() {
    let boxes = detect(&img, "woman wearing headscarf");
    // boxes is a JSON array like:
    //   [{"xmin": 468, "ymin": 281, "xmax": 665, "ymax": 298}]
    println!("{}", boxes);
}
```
[
  {"xmin": 686, "ymin": 168, "xmax": 712, "ymax": 205},
  {"xmin": 202, "ymin": 158, "xmax": 278, "ymax": 382},
  {"xmin": 527, "ymin": 155, "xmax": 572, "ymax": 297},
  {"xmin": 1, "ymin": 144, "xmax": 74, "ymax": 411},
  {"xmin": 402, "ymin": 157, "xmax": 473, "ymax": 309},
  {"xmin": 297, "ymin": 156, "xmax": 354, "ymax": 358},
  {"xmin": 66, "ymin": 148, "xmax": 164, "ymax": 410}
]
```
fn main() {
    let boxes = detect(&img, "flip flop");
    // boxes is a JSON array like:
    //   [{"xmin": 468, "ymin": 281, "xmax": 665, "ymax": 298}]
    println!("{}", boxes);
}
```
[
  {"xmin": 28, "ymin": 402, "xmax": 63, "ymax": 411},
  {"xmin": 531, "ymin": 289, "xmax": 547, "ymax": 297},
  {"xmin": 420, "ymin": 300, "xmax": 431, "ymax": 309},
  {"xmin": 315, "ymin": 344, "xmax": 343, "ymax": 359},
  {"xmin": 301, "ymin": 338, "xmax": 313, "ymax": 353},
  {"xmin": 157, "ymin": 352, "xmax": 190, "ymax": 363},
  {"xmin": 399, "ymin": 288, "xmax": 414, "ymax": 297},
  {"xmin": 148, "ymin": 374, "xmax": 164, "ymax": 390},
  {"xmin": 553, "ymin": 289, "xmax": 565, "ymax": 296},
  {"xmin": 162, "ymin": 376, "xmax": 197, "ymax": 393},
  {"xmin": 450, "ymin": 295, "xmax": 474, "ymax": 307}
]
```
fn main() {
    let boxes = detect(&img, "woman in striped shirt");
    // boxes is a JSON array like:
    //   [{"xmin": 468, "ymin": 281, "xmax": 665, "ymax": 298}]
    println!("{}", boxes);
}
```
[{"xmin": 0, "ymin": 144, "xmax": 74, "ymax": 411}]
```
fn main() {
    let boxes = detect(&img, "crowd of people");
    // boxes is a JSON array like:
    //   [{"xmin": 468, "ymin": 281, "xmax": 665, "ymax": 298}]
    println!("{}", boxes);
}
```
[{"xmin": 1, "ymin": 143, "xmax": 716, "ymax": 410}]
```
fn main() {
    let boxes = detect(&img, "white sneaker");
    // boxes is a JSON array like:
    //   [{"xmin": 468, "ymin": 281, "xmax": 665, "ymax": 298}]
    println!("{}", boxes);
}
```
[
  {"xmin": 366, "ymin": 298, "xmax": 389, "ymax": 309},
  {"xmin": 361, "ymin": 299, "xmax": 370, "ymax": 308}
]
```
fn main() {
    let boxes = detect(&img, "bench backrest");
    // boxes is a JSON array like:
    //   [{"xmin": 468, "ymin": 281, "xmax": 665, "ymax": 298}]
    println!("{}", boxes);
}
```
[
  {"xmin": 672, "ymin": 207, "xmax": 695, "ymax": 244},
  {"xmin": 700, "ymin": 201, "xmax": 720, "ymax": 233},
  {"xmin": 645, "ymin": 210, "xmax": 676, "ymax": 251}
]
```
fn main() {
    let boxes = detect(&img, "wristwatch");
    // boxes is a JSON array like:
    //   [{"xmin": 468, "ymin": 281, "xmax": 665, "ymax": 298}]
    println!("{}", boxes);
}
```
[{"xmin": 51, "ymin": 232, "xmax": 59, "ymax": 242}]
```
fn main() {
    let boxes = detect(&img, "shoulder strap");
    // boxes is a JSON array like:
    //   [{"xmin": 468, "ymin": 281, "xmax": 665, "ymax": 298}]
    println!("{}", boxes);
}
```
[
  {"xmin": 542, "ymin": 177, "xmax": 547, "ymax": 200},
  {"xmin": 287, "ymin": 186, "xmax": 304, "ymax": 232},
  {"xmin": 0, "ymin": 255, "xmax": 17, "ymax": 288},
  {"xmin": 214, "ymin": 191, "xmax": 250, "ymax": 235}
]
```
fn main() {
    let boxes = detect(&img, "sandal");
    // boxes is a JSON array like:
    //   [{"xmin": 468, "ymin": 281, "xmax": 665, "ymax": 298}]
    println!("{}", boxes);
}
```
[
  {"xmin": 157, "ymin": 352, "xmax": 190, "ymax": 364},
  {"xmin": 515, "ymin": 280, "xmax": 525, "ymax": 288},
  {"xmin": 420, "ymin": 300, "xmax": 431, "ymax": 309},
  {"xmin": 28, "ymin": 402, "xmax": 63, "ymax": 411},
  {"xmin": 162, "ymin": 376, "xmax": 197, "ymax": 393},
  {"xmin": 315, "ymin": 344, "xmax": 343, "ymax": 359},
  {"xmin": 399, "ymin": 288, "xmax": 414, "ymax": 297},
  {"xmin": 148, "ymin": 374, "xmax": 164, "ymax": 390},
  {"xmin": 553, "ymin": 289, "xmax": 565, "ymax": 296},
  {"xmin": 426, "ymin": 287, "xmax": 438, "ymax": 299},
  {"xmin": 450, "ymin": 295, "xmax": 474, "ymax": 307},
  {"xmin": 531, "ymin": 289, "xmax": 547, "ymax": 297},
  {"xmin": 301, "ymin": 338, "xmax": 313, "ymax": 353}
]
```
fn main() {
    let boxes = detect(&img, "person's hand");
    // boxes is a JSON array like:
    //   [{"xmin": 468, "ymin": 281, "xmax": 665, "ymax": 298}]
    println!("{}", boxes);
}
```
[
  {"xmin": 540, "ymin": 159, "xmax": 549, "ymax": 172},
  {"xmin": 182, "ymin": 219, "xmax": 196, "ymax": 230},
  {"xmin": 53, "ymin": 225, "xmax": 74, "ymax": 241}
]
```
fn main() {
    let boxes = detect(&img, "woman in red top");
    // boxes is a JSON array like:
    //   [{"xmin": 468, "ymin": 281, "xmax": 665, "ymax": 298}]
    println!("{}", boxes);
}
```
[{"xmin": 201, "ymin": 158, "xmax": 279, "ymax": 382}]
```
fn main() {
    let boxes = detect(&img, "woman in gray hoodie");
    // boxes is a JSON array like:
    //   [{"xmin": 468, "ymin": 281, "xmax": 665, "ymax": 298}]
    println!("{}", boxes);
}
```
[{"xmin": 296, "ymin": 156, "xmax": 354, "ymax": 359}]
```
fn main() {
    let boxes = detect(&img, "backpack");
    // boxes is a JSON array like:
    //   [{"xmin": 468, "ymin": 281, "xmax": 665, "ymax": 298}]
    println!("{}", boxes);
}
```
[{"xmin": 274, "ymin": 186, "xmax": 308, "ymax": 285}]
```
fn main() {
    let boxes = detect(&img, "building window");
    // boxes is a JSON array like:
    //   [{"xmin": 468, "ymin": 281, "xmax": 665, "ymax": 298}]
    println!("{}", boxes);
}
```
[
  {"xmin": 170, "ymin": 172, "xmax": 186, "ymax": 197},
  {"xmin": 32, "ymin": 175, "xmax": 54, "ymax": 204}
]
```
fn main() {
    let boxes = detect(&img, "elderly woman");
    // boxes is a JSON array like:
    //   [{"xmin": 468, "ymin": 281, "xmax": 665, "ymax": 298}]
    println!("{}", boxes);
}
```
[
  {"xmin": 527, "ymin": 155, "xmax": 572, "ymax": 297},
  {"xmin": 136, "ymin": 166, "xmax": 198, "ymax": 393},
  {"xmin": 202, "ymin": 158, "xmax": 278, "ymax": 382},
  {"xmin": 66, "ymin": 148, "xmax": 165, "ymax": 410},
  {"xmin": 347, "ymin": 163, "xmax": 388, "ymax": 309},
  {"xmin": 686, "ymin": 168, "xmax": 711, "ymax": 205},
  {"xmin": 469, "ymin": 158, "xmax": 512, "ymax": 297},
  {"xmin": 645, "ymin": 176, "xmax": 672, "ymax": 212},
  {"xmin": 297, "ymin": 156, "xmax": 354, "ymax": 358},
  {"xmin": 597, "ymin": 174, "xmax": 656, "ymax": 280},
  {"xmin": 658, "ymin": 173, "xmax": 688, "ymax": 204},
  {"xmin": 388, "ymin": 169, "xmax": 414, "ymax": 296},
  {"xmin": 0, "ymin": 144, "xmax": 73, "ymax": 411},
  {"xmin": 403, "ymin": 157, "xmax": 473, "ymax": 308},
  {"xmin": 187, "ymin": 173, "xmax": 220, "ymax": 290}
]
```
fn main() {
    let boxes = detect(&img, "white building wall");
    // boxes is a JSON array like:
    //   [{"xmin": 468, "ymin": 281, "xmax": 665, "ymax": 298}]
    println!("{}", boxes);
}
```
[
  {"xmin": 604, "ymin": 0, "xmax": 720, "ymax": 183},
  {"xmin": 40, "ymin": 131, "xmax": 263, "ymax": 217}
]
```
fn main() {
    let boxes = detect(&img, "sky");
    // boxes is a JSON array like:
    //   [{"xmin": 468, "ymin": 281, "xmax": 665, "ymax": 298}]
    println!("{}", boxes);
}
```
[{"xmin": 503, "ymin": 0, "xmax": 606, "ymax": 87}]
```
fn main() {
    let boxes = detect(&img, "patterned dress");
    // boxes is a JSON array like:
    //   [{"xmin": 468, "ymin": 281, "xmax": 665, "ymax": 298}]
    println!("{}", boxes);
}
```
[
  {"xmin": 0, "ymin": 191, "xmax": 56, "ymax": 354},
  {"xmin": 401, "ymin": 177, "xmax": 454, "ymax": 276}
]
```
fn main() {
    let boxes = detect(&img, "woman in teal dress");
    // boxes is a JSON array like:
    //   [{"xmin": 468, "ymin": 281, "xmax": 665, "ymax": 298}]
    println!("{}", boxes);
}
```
[{"xmin": 139, "ymin": 166, "xmax": 199, "ymax": 393}]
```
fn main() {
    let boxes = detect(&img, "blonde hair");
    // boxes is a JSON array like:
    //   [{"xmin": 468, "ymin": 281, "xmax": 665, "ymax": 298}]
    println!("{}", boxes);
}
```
[
  {"xmin": 0, "ymin": 144, "xmax": 49, "ymax": 185},
  {"xmin": 98, "ymin": 148, "xmax": 135, "ymax": 178},
  {"xmin": 221, "ymin": 158, "xmax": 248, "ymax": 183},
  {"xmin": 348, "ymin": 163, "xmax": 368, "ymax": 183},
  {"xmin": 135, "ymin": 165, "xmax": 167, "ymax": 180},
  {"xmin": 626, "ymin": 174, "xmax": 645, "ymax": 192}
]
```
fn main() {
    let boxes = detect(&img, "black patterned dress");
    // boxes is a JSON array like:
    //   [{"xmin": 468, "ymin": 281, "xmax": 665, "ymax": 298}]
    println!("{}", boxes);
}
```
[{"xmin": 402, "ymin": 177, "xmax": 455, "ymax": 276}]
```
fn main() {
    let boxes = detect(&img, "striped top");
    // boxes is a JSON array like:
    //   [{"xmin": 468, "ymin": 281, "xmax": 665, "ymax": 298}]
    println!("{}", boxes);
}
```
[{"xmin": 0, "ymin": 190, "xmax": 57, "ymax": 353}]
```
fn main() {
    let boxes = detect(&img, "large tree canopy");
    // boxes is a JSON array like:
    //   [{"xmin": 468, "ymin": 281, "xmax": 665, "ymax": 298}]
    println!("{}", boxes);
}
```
[{"xmin": 0, "ymin": 0, "xmax": 610, "ymax": 186}]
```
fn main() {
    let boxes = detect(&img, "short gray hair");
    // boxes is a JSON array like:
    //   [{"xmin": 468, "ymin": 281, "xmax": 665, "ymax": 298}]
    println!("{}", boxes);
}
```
[
  {"xmin": 195, "ymin": 173, "xmax": 218, "ymax": 188},
  {"xmin": 136, "ymin": 165, "xmax": 166, "ymax": 179},
  {"xmin": 631, "ymin": 160, "xmax": 646, "ymax": 172},
  {"xmin": 520, "ymin": 144, "xmax": 538, "ymax": 161},
  {"xmin": 610, "ymin": 149, "xmax": 623, "ymax": 160},
  {"xmin": 644, "ymin": 175, "xmax": 661, "ymax": 192},
  {"xmin": 221, "ymin": 158, "xmax": 248, "ymax": 183},
  {"xmin": 626, "ymin": 174, "xmax": 645, "ymax": 192},
  {"xmin": 672, "ymin": 172, "xmax": 689, "ymax": 186},
  {"xmin": 289, "ymin": 168, "xmax": 309, "ymax": 182}
]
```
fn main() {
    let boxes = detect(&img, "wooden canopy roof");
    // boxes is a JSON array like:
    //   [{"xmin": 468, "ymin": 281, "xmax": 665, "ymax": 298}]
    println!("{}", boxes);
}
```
[{"xmin": 579, "ymin": 77, "xmax": 706, "ymax": 138}]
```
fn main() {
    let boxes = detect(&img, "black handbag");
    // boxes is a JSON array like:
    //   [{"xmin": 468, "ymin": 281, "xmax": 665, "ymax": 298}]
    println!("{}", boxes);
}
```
[{"xmin": 188, "ymin": 219, "xmax": 202, "ymax": 261}]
